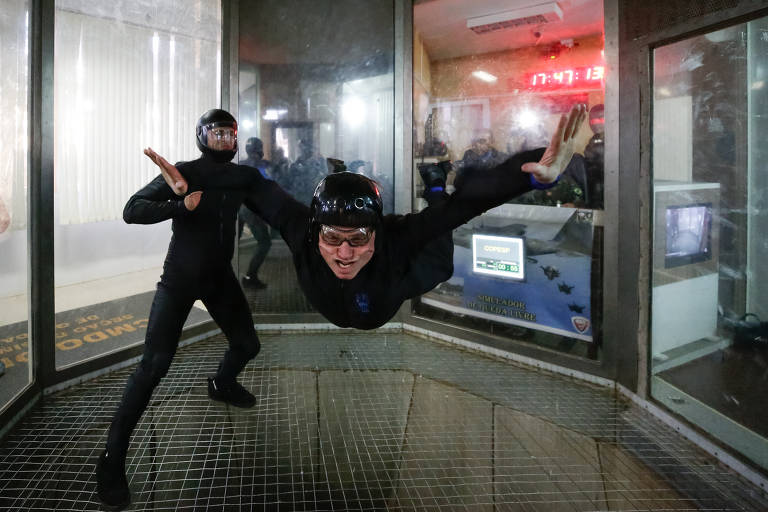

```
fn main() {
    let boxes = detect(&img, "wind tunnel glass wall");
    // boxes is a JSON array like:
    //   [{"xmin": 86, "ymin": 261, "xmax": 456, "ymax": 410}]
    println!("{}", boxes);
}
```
[
  {"xmin": 412, "ymin": 1, "xmax": 605, "ymax": 359},
  {"xmin": 53, "ymin": 0, "xmax": 220, "ymax": 369},
  {"xmin": 0, "ymin": 0, "xmax": 31, "ymax": 412},
  {"xmin": 650, "ymin": 17, "xmax": 768, "ymax": 473},
  {"xmin": 236, "ymin": 0, "xmax": 394, "ymax": 314}
]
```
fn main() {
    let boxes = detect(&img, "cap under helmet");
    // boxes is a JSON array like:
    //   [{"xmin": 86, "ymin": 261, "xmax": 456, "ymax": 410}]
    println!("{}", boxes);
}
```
[
  {"xmin": 196, "ymin": 109, "xmax": 238, "ymax": 162},
  {"xmin": 310, "ymin": 172, "xmax": 383, "ymax": 242}
]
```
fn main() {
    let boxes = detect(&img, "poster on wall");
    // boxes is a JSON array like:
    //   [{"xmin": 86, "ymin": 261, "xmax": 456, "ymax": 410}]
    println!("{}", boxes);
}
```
[{"xmin": 421, "ymin": 204, "xmax": 594, "ymax": 341}]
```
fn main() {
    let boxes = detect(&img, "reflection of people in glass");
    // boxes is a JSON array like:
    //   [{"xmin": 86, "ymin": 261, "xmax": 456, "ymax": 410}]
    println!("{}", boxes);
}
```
[
  {"xmin": 270, "ymin": 146, "xmax": 290, "ymax": 187},
  {"xmin": 583, "ymin": 104, "xmax": 604, "ymax": 209},
  {"xmin": 238, "ymin": 137, "xmax": 272, "ymax": 289},
  {"xmin": 0, "ymin": 197, "xmax": 9, "ymax": 234},
  {"xmin": 288, "ymin": 138, "xmax": 327, "ymax": 205},
  {"xmin": 96, "ymin": 110, "xmax": 262, "ymax": 510},
  {"xmin": 148, "ymin": 105, "xmax": 586, "ymax": 330},
  {"xmin": 459, "ymin": 129, "xmax": 508, "ymax": 170}
]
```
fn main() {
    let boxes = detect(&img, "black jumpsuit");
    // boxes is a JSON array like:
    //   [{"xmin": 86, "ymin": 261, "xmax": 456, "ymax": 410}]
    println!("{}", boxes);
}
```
[
  {"xmin": 106, "ymin": 153, "xmax": 261, "ymax": 455},
  {"xmin": 185, "ymin": 148, "xmax": 546, "ymax": 329}
]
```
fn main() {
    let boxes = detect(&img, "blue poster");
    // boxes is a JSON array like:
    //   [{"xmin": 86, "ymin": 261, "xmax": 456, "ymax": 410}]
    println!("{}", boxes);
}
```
[{"xmin": 421, "ymin": 205, "xmax": 594, "ymax": 341}]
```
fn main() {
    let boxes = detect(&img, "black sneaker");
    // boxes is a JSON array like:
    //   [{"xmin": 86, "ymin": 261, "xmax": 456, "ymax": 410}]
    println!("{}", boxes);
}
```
[
  {"xmin": 208, "ymin": 377, "xmax": 256, "ymax": 408},
  {"xmin": 95, "ymin": 450, "xmax": 130, "ymax": 511},
  {"xmin": 241, "ymin": 276, "xmax": 267, "ymax": 289}
]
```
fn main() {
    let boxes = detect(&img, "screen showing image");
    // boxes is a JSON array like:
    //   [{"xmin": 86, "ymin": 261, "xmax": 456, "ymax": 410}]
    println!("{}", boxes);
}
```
[
  {"xmin": 472, "ymin": 234, "xmax": 525, "ymax": 280},
  {"xmin": 665, "ymin": 203, "xmax": 712, "ymax": 268}
]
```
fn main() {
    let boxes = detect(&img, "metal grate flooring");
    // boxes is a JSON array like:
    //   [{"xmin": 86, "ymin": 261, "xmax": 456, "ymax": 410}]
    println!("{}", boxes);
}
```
[{"xmin": 0, "ymin": 332, "xmax": 766, "ymax": 511}]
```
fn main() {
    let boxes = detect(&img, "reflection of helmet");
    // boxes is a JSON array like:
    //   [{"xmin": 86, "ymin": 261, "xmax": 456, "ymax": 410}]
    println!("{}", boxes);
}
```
[
  {"xmin": 196, "ymin": 109, "xmax": 238, "ymax": 162},
  {"xmin": 309, "ymin": 172, "xmax": 382, "ymax": 242},
  {"xmin": 584, "ymin": 133, "xmax": 604, "ymax": 164},
  {"xmin": 245, "ymin": 137, "xmax": 263, "ymax": 158},
  {"xmin": 589, "ymin": 104, "xmax": 604, "ymax": 134}
]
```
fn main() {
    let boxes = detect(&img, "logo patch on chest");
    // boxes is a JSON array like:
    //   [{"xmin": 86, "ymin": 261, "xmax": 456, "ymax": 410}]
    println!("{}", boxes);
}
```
[{"xmin": 354, "ymin": 293, "xmax": 370, "ymax": 313}]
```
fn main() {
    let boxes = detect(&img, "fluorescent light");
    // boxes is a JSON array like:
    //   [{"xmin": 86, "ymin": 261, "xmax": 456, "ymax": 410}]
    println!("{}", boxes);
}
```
[
  {"xmin": 517, "ymin": 109, "xmax": 539, "ymax": 129},
  {"xmin": 472, "ymin": 70, "xmax": 498, "ymax": 83},
  {"xmin": 342, "ymin": 97, "xmax": 365, "ymax": 127},
  {"xmin": 467, "ymin": 2, "xmax": 562, "ymax": 34},
  {"xmin": 263, "ymin": 109, "xmax": 287, "ymax": 120}
]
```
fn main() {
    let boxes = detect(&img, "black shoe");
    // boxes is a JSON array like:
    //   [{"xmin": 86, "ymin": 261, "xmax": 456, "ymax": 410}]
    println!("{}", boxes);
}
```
[
  {"xmin": 95, "ymin": 450, "xmax": 130, "ymax": 511},
  {"xmin": 241, "ymin": 276, "xmax": 267, "ymax": 289},
  {"xmin": 208, "ymin": 377, "xmax": 256, "ymax": 408}
]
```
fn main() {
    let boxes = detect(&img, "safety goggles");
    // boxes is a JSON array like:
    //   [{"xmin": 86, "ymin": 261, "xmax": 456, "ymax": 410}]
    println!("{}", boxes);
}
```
[
  {"xmin": 209, "ymin": 126, "xmax": 236, "ymax": 142},
  {"xmin": 319, "ymin": 225, "xmax": 373, "ymax": 247}
]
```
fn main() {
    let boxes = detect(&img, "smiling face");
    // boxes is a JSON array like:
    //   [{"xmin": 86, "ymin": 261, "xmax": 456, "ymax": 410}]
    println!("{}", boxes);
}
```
[{"xmin": 317, "ymin": 225, "xmax": 376, "ymax": 280}]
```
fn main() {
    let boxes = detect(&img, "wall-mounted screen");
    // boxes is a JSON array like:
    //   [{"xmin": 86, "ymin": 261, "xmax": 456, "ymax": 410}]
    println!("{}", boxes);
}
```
[
  {"xmin": 665, "ymin": 203, "xmax": 712, "ymax": 268},
  {"xmin": 472, "ymin": 234, "xmax": 525, "ymax": 280}
]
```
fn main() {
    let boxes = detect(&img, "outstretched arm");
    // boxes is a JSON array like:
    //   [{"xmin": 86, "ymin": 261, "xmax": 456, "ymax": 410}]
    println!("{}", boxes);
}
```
[{"xmin": 401, "ymin": 104, "xmax": 587, "ymax": 250}]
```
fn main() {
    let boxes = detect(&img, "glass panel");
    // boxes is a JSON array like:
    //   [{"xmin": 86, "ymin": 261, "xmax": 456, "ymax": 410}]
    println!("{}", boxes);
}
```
[
  {"xmin": 651, "ymin": 17, "xmax": 768, "ymax": 472},
  {"xmin": 412, "ymin": 0, "xmax": 605, "ymax": 358},
  {"xmin": 0, "ymin": 0, "xmax": 31, "ymax": 409},
  {"xmin": 237, "ymin": 0, "xmax": 394, "ymax": 313},
  {"xmin": 53, "ymin": 0, "xmax": 220, "ymax": 368}
]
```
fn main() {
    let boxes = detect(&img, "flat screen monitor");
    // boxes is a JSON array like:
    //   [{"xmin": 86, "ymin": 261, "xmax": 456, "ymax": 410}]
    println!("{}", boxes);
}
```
[
  {"xmin": 472, "ymin": 234, "xmax": 525, "ymax": 280},
  {"xmin": 664, "ymin": 203, "xmax": 712, "ymax": 268}
]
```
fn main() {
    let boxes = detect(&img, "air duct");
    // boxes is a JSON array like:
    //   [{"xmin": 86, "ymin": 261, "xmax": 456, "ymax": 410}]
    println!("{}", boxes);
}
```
[{"xmin": 467, "ymin": 2, "xmax": 563, "ymax": 34}]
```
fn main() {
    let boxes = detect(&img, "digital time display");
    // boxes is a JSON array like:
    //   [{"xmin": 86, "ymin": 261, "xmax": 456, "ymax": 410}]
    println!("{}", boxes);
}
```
[{"xmin": 526, "ymin": 65, "xmax": 605, "ymax": 90}]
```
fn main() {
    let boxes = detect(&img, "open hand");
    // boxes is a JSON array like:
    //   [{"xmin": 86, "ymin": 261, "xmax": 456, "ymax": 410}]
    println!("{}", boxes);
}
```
[
  {"xmin": 143, "ymin": 147, "xmax": 188, "ymax": 195},
  {"xmin": 521, "ymin": 104, "xmax": 587, "ymax": 183},
  {"xmin": 184, "ymin": 191, "xmax": 203, "ymax": 211}
]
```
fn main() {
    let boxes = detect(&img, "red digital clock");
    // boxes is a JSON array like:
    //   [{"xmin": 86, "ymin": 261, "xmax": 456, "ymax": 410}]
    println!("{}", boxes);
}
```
[{"xmin": 526, "ymin": 65, "xmax": 605, "ymax": 90}]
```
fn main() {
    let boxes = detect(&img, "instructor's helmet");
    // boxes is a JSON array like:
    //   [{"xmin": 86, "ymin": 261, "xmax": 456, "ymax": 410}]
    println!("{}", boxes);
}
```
[
  {"xmin": 309, "ymin": 172, "xmax": 383, "ymax": 244},
  {"xmin": 196, "ymin": 109, "xmax": 238, "ymax": 162}
]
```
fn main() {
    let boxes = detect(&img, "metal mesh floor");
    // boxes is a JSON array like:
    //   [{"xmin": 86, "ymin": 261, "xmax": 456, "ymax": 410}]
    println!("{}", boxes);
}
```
[
  {"xmin": 238, "ymin": 241, "xmax": 315, "ymax": 314},
  {"xmin": 0, "ymin": 332, "xmax": 766, "ymax": 511}
]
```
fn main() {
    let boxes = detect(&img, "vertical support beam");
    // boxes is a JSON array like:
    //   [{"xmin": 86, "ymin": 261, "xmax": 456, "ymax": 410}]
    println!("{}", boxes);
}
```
[
  {"xmin": 600, "ymin": 0, "xmax": 629, "ymax": 387},
  {"xmin": 394, "ymin": 0, "xmax": 413, "ymax": 214},
  {"xmin": 394, "ymin": 0, "xmax": 413, "ymax": 322},
  {"xmin": 29, "ymin": 0, "xmax": 56, "ymax": 385},
  {"xmin": 614, "ymin": 0, "xmax": 646, "ymax": 394},
  {"xmin": 222, "ymin": 0, "xmax": 240, "ymax": 270},
  {"xmin": 221, "ymin": 0, "xmax": 239, "ymax": 115}
]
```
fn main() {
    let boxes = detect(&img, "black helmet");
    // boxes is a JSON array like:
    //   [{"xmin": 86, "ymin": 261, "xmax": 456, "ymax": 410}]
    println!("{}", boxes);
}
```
[
  {"xmin": 310, "ymin": 172, "xmax": 383, "ymax": 242},
  {"xmin": 245, "ymin": 137, "xmax": 263, "ymax": 158},
  {"xmin": 196, "ymin": 109, "xmax": 238, "ymax": 162}
]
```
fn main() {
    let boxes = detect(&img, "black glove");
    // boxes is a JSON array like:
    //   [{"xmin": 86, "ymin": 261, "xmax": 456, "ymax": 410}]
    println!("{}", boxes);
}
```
[{"xmin": 417, "ymin": 161, "xmax": 452, "ymax": 190}]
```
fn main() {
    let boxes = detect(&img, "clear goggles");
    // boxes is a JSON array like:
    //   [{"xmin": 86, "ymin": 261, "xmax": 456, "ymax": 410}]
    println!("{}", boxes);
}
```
[
  {"xmin": 319, "ymin": 225, "xmax": 373, "ymax": 247},
  {"xmin": 201, "ymin": 124, "xmax": 237, "ymax": 145}
]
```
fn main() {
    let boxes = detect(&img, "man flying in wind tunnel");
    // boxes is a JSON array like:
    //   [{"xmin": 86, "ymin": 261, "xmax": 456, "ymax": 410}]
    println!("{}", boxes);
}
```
[
  {"xmin": 96, "ymin": 104, "xmax": 585, "ymax": 509},
  {"xmin": 144, "ymin": 103, "xmax": 587, "ymax": 330}
]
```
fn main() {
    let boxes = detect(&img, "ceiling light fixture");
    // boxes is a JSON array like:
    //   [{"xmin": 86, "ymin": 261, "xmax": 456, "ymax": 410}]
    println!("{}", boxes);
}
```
[
  {"xmin": 467, "ymin": 2, "xmax": 563, "ymax": 35},
  {"xmin": 472, "ymin": 70, "xmax": 498, "ymax": 83}
]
